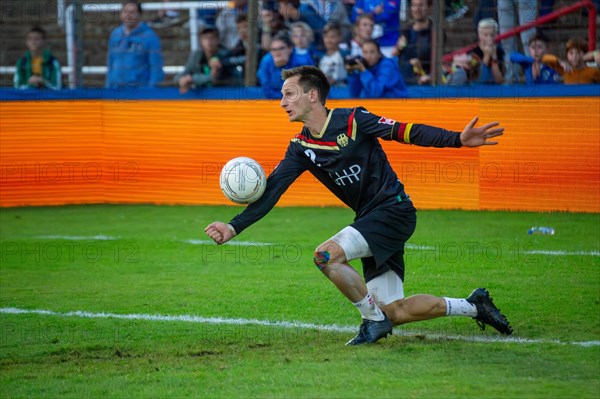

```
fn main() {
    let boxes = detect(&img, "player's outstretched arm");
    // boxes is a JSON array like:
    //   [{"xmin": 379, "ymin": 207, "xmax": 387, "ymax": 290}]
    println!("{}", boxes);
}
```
[
  {"xmin": 460, "ymin": 116, "xmax": 504, "ymax": 147},
  {"xmin": 205, "ymin": 221, "xmax": 237, "ymax": 245}
]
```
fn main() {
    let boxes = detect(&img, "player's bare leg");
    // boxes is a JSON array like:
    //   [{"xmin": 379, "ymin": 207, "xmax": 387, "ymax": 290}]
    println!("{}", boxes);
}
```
[
  {"xmin": 314, "ymin": 240, "xmax": 393, "ymax": 345},
  {"xmin": 380, "ymin": 290, "xmax": 512, "ymax": 335},
  {"xmin": 314, "ymin": 240, "xmax": 367, "ymax": 302},
  {"xmin": 379, "ymin": 295, "xmax": 447, "ymax": 326}
]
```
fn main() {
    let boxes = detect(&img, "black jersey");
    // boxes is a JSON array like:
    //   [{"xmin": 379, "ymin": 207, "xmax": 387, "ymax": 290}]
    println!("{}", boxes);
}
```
[{"xmin": 229, "ymin": 107, "xmax": 462, "ymax": 234}]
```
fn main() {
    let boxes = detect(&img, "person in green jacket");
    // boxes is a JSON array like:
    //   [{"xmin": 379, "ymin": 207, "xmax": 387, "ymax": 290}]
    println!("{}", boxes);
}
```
[{"xmin": 14, "ymin": 26, "xmax": 62, "ymax": 90}]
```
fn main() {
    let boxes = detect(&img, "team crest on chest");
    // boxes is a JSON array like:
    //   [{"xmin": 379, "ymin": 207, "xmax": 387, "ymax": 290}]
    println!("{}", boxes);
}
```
[{"xmin": 337, "ymin": 133, "xmax": 349, "ymax": 147}]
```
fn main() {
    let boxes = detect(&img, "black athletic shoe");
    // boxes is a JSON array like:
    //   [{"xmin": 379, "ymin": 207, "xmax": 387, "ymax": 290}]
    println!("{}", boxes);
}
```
[
  {"xmin": 345, "ymin": 314, "xmax": 393, "ymax": 345},
  {"xmin": 466, "ymin": 288, "xmax": 513, "ymax": 335}
]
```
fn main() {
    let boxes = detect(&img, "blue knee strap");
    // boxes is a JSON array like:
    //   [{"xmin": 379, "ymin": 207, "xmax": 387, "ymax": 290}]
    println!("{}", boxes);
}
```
[{"xmin": 313, "ymin": 251, "xmax": 330, "ymax": 270}]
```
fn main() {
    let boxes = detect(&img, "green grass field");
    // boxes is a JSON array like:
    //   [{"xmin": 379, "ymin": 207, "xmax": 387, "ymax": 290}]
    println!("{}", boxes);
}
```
[{"xmin": 1, "ymin": 204, "xmax": 598, "ymax": 398}]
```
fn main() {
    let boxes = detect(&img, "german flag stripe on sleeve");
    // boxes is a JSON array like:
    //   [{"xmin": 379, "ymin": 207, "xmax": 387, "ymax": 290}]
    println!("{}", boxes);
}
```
[{"xmin": 392, "ymin": 122, "xmax": 414, "ymax": 143}]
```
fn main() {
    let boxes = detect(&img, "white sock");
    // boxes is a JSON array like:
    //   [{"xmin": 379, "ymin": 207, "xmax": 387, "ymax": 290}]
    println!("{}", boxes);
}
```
[
  {"xmin": 444, "ymin": 297, "xmax": 478, "ymax": 317},
  {"xmin": 353, "ymin": 292, "xmax": 385, "ymax": 321}
]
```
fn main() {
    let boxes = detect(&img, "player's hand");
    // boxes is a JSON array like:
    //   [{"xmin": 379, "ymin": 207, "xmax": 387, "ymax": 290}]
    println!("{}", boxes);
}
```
[
  {"xmin": 205, "ymin": 221, "xmax": 236, "ymax": 245},
  {"xmin": 460, "ymin": 116, "xmax": 504, "ymax": 147}
]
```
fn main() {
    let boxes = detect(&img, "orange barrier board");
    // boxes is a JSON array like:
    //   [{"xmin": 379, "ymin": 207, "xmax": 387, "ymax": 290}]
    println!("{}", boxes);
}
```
[{"xmin": 1, "ymin": 97, "xmax": 598, "ymax": 212}]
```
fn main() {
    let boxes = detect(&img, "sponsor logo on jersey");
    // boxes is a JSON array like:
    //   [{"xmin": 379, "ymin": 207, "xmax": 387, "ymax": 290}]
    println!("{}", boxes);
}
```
[{"xmin": 330, "ymin": 164, "xmax": 361, "ymax": 186}]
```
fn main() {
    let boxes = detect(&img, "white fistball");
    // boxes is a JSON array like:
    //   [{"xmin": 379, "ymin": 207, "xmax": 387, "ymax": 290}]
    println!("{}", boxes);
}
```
[{"xmin": 220, "ymin": 157, "xmax": 267, "ymax": 204}]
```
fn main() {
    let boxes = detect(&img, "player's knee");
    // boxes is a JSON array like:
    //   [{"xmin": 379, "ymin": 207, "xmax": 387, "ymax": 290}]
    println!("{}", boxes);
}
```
[{"xmin": 313, "ymin": 250, "xmax": 330, "ymax": 271}]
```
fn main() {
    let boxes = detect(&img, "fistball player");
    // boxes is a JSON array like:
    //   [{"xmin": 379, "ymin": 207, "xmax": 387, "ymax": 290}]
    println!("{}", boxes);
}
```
[{"xmin": 206, "ymin": 66, "xmax": 512, "ymax": 345}]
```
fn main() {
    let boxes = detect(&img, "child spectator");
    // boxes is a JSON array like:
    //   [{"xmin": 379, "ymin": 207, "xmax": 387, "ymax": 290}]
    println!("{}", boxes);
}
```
[
  {"xmin": 319, "ymin": 23, "xmax": 348, "ymax": 86},
  {"xmin": 542, "ymin": 38, "xmax": 600, "ymax": 84},
  {"xmin": 257, "ymin": 32, "xmax": 315, "ymax": 99},
  {"xmin": 290, "ymin": 21, "xmax": 322, "ymax": 64},
  {"xmin": 14, "ymin": 26, "xmax": 62, "ymax": 90},
  {"xmin": 174, "ymin": 27, "xmax": 233, "ymax": 92},
  {"xmin": 351, "ymin": 0, "xmax": 400, "ymax": 57},
  {"xmin": 347, "ymin": 39, "xmax": 407, "ymax": 98},
  {"xmin": 106, "ymin": 1, "xmax": 164, "ymax": 88},
  {"xmin": 346, "ymin": 13, "xmax": 375, "ymax": 57},
  {"xmin": 470, "ymin": 18, "xmax": 505, "ymax": 84},
  {"xmin": 509, "ymin": 31, "xmax": 558, "ymax": 85}
]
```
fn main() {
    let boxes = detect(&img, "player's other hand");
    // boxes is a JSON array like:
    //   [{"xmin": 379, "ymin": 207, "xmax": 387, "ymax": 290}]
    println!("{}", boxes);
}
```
[
  {"xmin": 460, "ymin": 116, "xmax": 504, "ymax": 147},
  {"xmin": 205, "ymin": 221, "xmax": 236, "ymax": 245}
]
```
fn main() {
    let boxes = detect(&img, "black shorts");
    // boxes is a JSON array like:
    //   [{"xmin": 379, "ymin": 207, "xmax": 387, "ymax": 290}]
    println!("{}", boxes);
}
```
[{"xmin": 351, "ymin": 201, "xmax": 417, "ymax": 283}]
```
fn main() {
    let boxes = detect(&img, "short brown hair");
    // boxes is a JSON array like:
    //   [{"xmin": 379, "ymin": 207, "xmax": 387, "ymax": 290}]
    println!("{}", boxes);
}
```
[
  {"xmin": 281, "ymin": 66, "xmax": 330, "ymax": 106},
  {"xmin": 565, "ymin": 38, "xmax": 587, "ymax": 54}
]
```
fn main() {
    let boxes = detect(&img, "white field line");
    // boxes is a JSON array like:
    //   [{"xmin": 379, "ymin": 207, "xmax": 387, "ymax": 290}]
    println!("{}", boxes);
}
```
[
  {"xmin": 524, "ymin": 250, "xmax": 600, "ymax": 257},
  {"xmin": 19, "ymin": 237, "xmax": 599, "ymax": 257},
  {"xmin": 1, "ymin": 307, "xmax": 598, "ymax": 347},
  {"xmin": 181, "ymin": 239, "xmax": 274, "ymax": 246},
  {"xmin": 34, "ymin": 235, "xmax": 119, "ymax": 240}
]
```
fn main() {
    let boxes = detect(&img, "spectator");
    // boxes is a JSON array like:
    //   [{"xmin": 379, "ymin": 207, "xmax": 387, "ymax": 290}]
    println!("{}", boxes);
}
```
[
  {"xmin": 174, "ymin": 27, "xmax": 233, "ymax": 93},
  {"xmin": 542, "ymin": 38, "xmax": 600, "ymax": 84},
  {"xmin": 277, "ymin": 0, "xmax": 326, "ymax": 46},
  {"xmin": 106, "ymin": 1, "xmax": 164, "ymax": 88},
  {"xmin": 229, "ymin": 14, "xmax": 265, "ymax": 83},
  {"xmin": 215, "ymin": 0, "xmax": 249, "ymax": 50},
  {"xmin": 497, "ymin": 0, "xmax": 538, "ymax": 83},
  {"xmin": 346, "ymin": 13, "xmax": 375, "ymax": 57},
  {"xmin": 471, "ymin": 18, "xmax": 505, "ymax": 84},
  {"xmin": 393, "ymin": 0, "xmax": 435, "ymax": 85},
  {"xmin": 260, "ymin": 5, "xmax": 287, "ymax": 52},
  {"xmin": 303, "ymin": 0, "xmax": 353, "ymax": 42},
  {"xmin": 319, "ymin": 23, "xmax": 349, "ymax": 86},
  {"xmin": 509, "ymin": 30, "xmax": 558, "ymax": 85},
  {"xmin": 347, "ymin": 39, "xmax": 407, "ymax": 98},
  {"xmin": 14, "ymin": 26, "xmax": 62, "ymax": 90},
  {"xmin": 290, "ymin": 21, "xmax": 322, "ymax": 64},
  {"xmin": 351, "ymin": 0, "xmax": 400, "ymax": 57},
  {"xmin": 257, "ymin": 32, "xmax": 315, "ymax": 99}
]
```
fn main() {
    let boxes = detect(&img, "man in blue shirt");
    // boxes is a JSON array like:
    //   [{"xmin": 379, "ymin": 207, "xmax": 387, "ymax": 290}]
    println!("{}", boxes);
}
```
[
  {"xmin": 348, "ymin": 40, "xmax": 407, "ymax": 98},
  {"xmin": 106, "ymin": 1, "xmax": 165, "ymax": 88}
]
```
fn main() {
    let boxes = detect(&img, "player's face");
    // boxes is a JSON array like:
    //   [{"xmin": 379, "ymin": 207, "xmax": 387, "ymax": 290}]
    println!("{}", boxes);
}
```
[{"xmin": 280, "ymin": 76, "xmax": 311, "ymax": 123}]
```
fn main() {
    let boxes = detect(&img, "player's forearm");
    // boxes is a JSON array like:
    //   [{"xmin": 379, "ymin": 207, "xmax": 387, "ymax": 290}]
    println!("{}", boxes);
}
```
[{"xmin": 399, "ymin": 123, "xmax": 462, "ymax": 148}]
